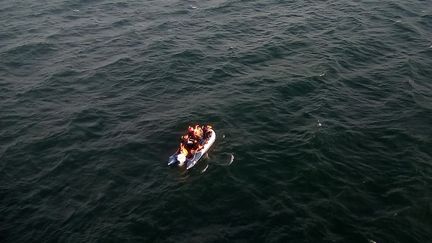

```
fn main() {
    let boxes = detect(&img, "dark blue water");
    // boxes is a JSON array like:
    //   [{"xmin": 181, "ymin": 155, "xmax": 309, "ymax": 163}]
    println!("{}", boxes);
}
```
[{"xmin": 1, "ymin": 0, "xmax": 432, "ymax": 242}]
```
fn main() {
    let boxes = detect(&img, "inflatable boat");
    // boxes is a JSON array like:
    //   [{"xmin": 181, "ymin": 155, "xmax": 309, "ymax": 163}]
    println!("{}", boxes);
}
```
[{"xmin": 168, "ymin": 129, "xmax": 216, "ymax": 170}]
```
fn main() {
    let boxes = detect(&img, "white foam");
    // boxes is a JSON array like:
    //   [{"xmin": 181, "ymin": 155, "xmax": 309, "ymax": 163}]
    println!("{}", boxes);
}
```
[
  {"xmin": 228, "ymin": 154, "xmax": 234, "ymax": 165},
  {"xmin": 201, "ymin": 164, "xmax": 209, "ymax": 173}
]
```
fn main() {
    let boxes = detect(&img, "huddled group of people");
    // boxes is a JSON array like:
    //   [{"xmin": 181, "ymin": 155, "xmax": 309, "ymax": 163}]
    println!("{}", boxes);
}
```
[{"xmin": 178, "ymin": 124, "xmax": 213, "ymax": 160}]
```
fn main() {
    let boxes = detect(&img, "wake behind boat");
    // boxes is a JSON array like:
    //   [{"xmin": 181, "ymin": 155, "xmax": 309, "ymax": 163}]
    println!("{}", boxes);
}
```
[{"xmin": 168, "ymin": 125, "xmax": 216, "ymax": 170}]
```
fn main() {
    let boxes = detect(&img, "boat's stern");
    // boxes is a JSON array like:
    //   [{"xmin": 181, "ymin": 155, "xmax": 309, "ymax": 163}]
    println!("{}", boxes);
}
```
[{"xmin": 167, "ymin": 154, "xmax": 178, "ymax": 166}]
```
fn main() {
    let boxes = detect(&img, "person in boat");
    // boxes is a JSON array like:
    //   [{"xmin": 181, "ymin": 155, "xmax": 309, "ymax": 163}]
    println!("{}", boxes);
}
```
[
  {"xmin": 187, "ymin": 126, "xmax": 195, "ymax": 138},
  {"xmin": 182, "ymin": 125, "xmax": 205, "ymax": 158},
  {"xmin": 193, "ymin": 124, "xmax": 204, "ymax": 141},
  {"xmin": 179, "ymin": 134, "xmax": 193, "ymax": 159},
  {"xmin": 179, "ymin": 135, "xmax": 198, "ymax": 159},
  {"xmin": 186, "ymin": 125, "xmax": 202, "ymax": 146},
  {"xmin": 181, "ymin": 134, "xmax": 192, "ymax": 147},
  {"xmin": 203, "ymin": 125, "xmax": 212, "ymax": 139},
  {"xmin": 177, "ymin": 142, "xmax": 189, "ymax": 165}
]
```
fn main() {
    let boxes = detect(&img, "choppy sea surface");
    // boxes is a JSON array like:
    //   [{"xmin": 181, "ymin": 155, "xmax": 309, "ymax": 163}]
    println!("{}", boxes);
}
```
[{"xmin": 1, "ymin": 0, "xmax": 432, "ymax": 242}]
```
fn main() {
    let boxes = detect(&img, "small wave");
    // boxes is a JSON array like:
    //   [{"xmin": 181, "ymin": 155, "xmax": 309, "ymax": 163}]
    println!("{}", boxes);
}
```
[
  {"xmin": 228, "ymin": 153, "xmax": 234, "ymax": 165},
  {"xmin": 208, "ymin": 67, "xmax": 234, "ymax": 80},
  {"xmin": 92, "ymin": 56, "xmax": 134, "ymax": 71},
  {"xmin": 171, "ymin": 49, "xmax": 206, "ymax": 61},
  {"xmin": 210, "ymin": 153, "xmax": 235, "ymax": 166},
  {"xmin": 201, "ymin": 164, "xmax": 209, "ymax": 173},
  {"xmin": 2, "ymin": 42, "xmax": 56, "ymax": 66},
  {"xmin": 112, "ymin": 19, "xmax": 131, "ymax": 28}
]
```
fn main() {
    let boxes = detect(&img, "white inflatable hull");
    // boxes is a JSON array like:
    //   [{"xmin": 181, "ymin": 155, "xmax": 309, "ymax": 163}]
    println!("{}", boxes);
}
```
[{"xmin": 168, "ymin": 130, "xmax": 216, "ymax": 170}]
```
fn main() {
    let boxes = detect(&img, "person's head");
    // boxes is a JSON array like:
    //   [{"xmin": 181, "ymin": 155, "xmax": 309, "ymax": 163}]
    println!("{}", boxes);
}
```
[{"xmin": 188, "ymin": 126, "xmax": 194, "ymax": 136}]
